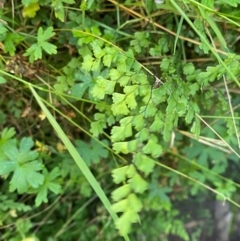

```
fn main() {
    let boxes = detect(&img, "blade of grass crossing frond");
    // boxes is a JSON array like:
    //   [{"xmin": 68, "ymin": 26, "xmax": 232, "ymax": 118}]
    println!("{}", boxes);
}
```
[
  {"xmin": 173, "ymin": 15, "xmax": 184, "ymax": 55},
  {"xmin": 30, "ymin": 85, "xmax": 130, "ymax": 241},
  {"xmin": 198, "ymin": 6, "xmax": 227, "ymax": 49}
]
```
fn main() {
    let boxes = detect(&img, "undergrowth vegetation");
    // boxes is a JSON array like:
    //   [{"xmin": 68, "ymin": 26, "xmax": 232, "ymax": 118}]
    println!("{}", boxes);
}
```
[{"xmin": 1, "ymin": 0, "xmax": 240, "ymax": 240}]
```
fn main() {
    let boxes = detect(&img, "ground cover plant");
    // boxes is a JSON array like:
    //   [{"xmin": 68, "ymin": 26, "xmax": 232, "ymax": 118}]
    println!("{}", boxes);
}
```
[{"xmin": 1, "ymin": 0, "xmax": 240, "ymax": 240}]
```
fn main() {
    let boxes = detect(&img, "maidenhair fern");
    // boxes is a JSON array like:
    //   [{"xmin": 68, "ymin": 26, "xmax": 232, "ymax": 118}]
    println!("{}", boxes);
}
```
[{"xmin": 65, "ymin": 24, "xmax": 240, "ymax": 235}]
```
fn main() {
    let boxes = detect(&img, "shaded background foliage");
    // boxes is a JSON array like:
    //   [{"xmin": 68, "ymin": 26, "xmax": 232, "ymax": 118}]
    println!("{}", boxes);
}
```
[{"xmin": 0, "ymin": 0, "xmax": 240, "ymax": 240}]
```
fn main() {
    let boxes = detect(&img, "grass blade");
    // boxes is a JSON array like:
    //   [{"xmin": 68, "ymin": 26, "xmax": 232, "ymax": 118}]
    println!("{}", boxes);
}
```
[{"xmin": 30, "ymin": 85, "xmax": 130, "ymax": 241}]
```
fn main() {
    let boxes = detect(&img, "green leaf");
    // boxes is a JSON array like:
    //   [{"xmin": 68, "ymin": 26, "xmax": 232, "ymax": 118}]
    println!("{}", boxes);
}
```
[
  {"xmin": 111, "ymin": 102, "xmax": 130, "ymax": 116},
  {"xmin": 150, "ymin": 114, "xmax": 164, "ymax": 132},
  {"xmin": 127, "ymin": 193, "xmax": 142, "ymax": 213},
  {"xmin": 24, "ymin": 43, "xmax": 42, "ymax": 63},
  {"xmin": 0, "ymin": 160, "xmax": 16, "ymax": 175},
  {"xmin": 125, "ymin": 92, "xmax": 137, "ymax": 110},
  {"xmin": 41, "ymin": 42, "xmax": 57, "ymax": 55},
  {"xmin": 109, "ymin": 69, "xmax": 122, "ymax": 81},
  {"xmin": 132, "ymin": 114, "xmax": 145, "ymax": 131},
  {"xmin": 111, "ymin": 199, "xmax": 128, "ymax": 213},
  {"xmin": 37, "ymin": 27, "xmax": 55, "ymax": 43},
  {"xmin": 135, "ymin": 128, "xmax": 149, "ymax": 142},
  {"xmin": 111, "ymin": 123, "xmax": 132, "ymax": 142},
  {"xmin": 103, "ymin": 53, "xmax": 113, "ymax": 67},
  {"xmin": 118, "ymin": 76, "xmax": 131, "ymax": 86},
  {"xmin": 112, "ymin": 184, "xmax": 131, "ymax": 202},
  {"xmin": 183, "ymin": 63, "xmax": 195, "ymax": 75},
  {"xmin": 1, "ymin": 127, "xmax": 16, "ymax": 141},
  {"xmin": 75, "ymin": 139, "xmax": 108, "ymax": 166},
  {"xmin": 116, "ymin": 209, "xmax": 139, "ymax": 236},
  {"xmin": 149, "ymin": 178, "xmax": 172, "ymax": 202},
  {"xmin": 126, "ymin": 164, "xmax": 136, "ymax": 178},
  {"xmin": 129, "ymin": 173, "xmax": 148, "ymax": 194},
  {"xmin": 92, "ymin": 43, "xmax": 105, "ymax": 58},
  {"xmin": 82, "ymin": 55, "xmax": 94, "ymax": 71},
  {"xmin": 91, "ymin": 77, "xmax": 108, "ymax": 100},
  {"xmin": 133, "ymin": 153, "xmax": 155, "ymax": 176},
  {"xmin": 112, "ymin": 166, "xmax": 129, "ymax": 184},
  {"xmin": 24, "ymin": 27, "xmax": 57, "ymax": 62},
  {"xmin": 0, "ymin": 137, "xmax": 44, "ymax": 193},
  {"xmin": 0, "ymin": 23, "xmax": 8, "ymax": 39},
  {"xmin": 90, "ymin": 113, "xmax": 107, "ymax": 137},
  {"xmin": 22, "ymin": 3, "xmax": 40, "ymax": 18},
  {"xmin": 142, "ymin": 138, "xmax": 163, "ymax": 158},
  {"xmin": 112, "ymin": 93, "xmax": 126, "ymax": 104},
  {"xmin": 10, "ymin": 161, "xmax": 44, "ymax": 193},
  {"xmin": 35, "ymin": 167, "xmax": 62, "ymax": 206},
  {"xmin": 4, "ymin": 33, "xmax": 25, "ymax": 56},
  {"xmin": 113, "ymin": 142, "xmax": 131, "ymax": 154}
]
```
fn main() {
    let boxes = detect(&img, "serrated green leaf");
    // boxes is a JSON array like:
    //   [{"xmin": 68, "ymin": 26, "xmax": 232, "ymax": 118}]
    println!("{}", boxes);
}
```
[
  {"xmin": 4, "ymin": 33, "xmax": 25, "ymax": 56},
  {"xmin": 103, "ymin": 53, "xmax": 113, "ymax": 67},
  {"xmin": 76, "ymin": 139, "xmax": 108, "ymax": 166},
  {"xmin": 116, "ymin": 209, "xmax": 139, "ymax": 236},
  {"xmin": 105, "ymin": 81, "xmax": 116, "ymax": 95},
  {"xmin": 183, "ymin": 63, "xmax": 195, "ymax": 75},
  {"xmin": 118, "ymin": 76, "xmax": 131, "ymax": 86},
  {"xmin": 0, "ymin": 23, "xmax": 8, "ymax": 36},
  {"xmin": 133, "ymin": 153, "xmax": 155, "ymax": 176},
  {"xmin": 129, "ymin": 173, "xmax": 148, "ymax": 194},
  {"xmin": 0, "ymin": 161, "xmax": 16, "ymax": 175},
  {"xmin": 90, "ymin": 119, "xmax": 106, "ymax": 137},
  {"xmin": 19, "ymin": 137, "xmax": 34, "ymax": 153},
  {"xmin": 127, "ymin": 193, "xmax": 143, "ymax": 212},
  {"xmin": 109, "ymin": 69, "xmax": 122, "ymax": 81},
  {"xmin": 142, "ymin": 138, "xmax": 163, "ymax": 158},
  {"xmin": 132, "ymin": 114, "xmax": 145, "ymax": 131},
  {"xmin": 92, "ymin": 44, "xmax": 105, "ymax": 58},
  {"xmin": 142, "ymin": 103, "xmax": 158, "ymax": 117},
  {"xmin": 113, "ymin": 142, "xmax": 130, "ymax": 154},
  {"xmin": 150, "ymin": 114, "xmax": 164, "ymax": 132},
  {"xmin": 22, "ymin": 3, "xmax": 40, "ymax": 18},
  {"xmin": 125, "ymin": 92, "xmax": 137, "ymax": 110},
  {"xmin": 111, "ymin": 123, "xmax": 132, "ymax": 142},
  {"xmin": 112, "ymin": 184, "xmax": 131, "ymax": 202},
  {"xmin": 41, "ymin": 42, "xmax": 57, "ymax": 55},
  {"xmin": 82, "ymin": 55, "xmax": 94, "ymax": 71},
  {"xmin": 1, "ymin": 127, "xmax": 16, "ymax": 141},
  {"xmin": 120, "ymin": 116, "xmax": 134, "ymax": 125},
  {"xmin": 91, "ymin": 58, "xmax": 101, "ymax": 71},
  {"xmin": 111, "ymin": 102, "xmax": 129, "ymax": 116},
  {"xmin": 111, "ymin": 199, "xmax": 128, "ymax": 213},
  {"xmin": 112, "ymin": 93, "xmax": 125, "ymax": 104},
  {"xmin": 10, "ymin": 161, "xmax": 44, "ymax": 193},
  {"xmin": 126, "ymin": 164, "xmax": 136, "ymax": 178},
  {"xmin": 135, "ymin": 128, "xmax": 149, "ymax": 142},
  {"xmin": 24, "ymin": 43, "xmax": 42, "ymax": 63},
  {"xmin": 112, "ymin": 166, "xmax": 129, "ymax": 184},
  {"xmin": 91, "ymin": 77, "xmax": 107, "ymax": 100},
  {"xmin": 35, "ymin": 167, "xmax": 61, "ymax": 206},
  {"xmin": 37, "ymin": 27, "xmax": 55, "ymax": 43}
]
